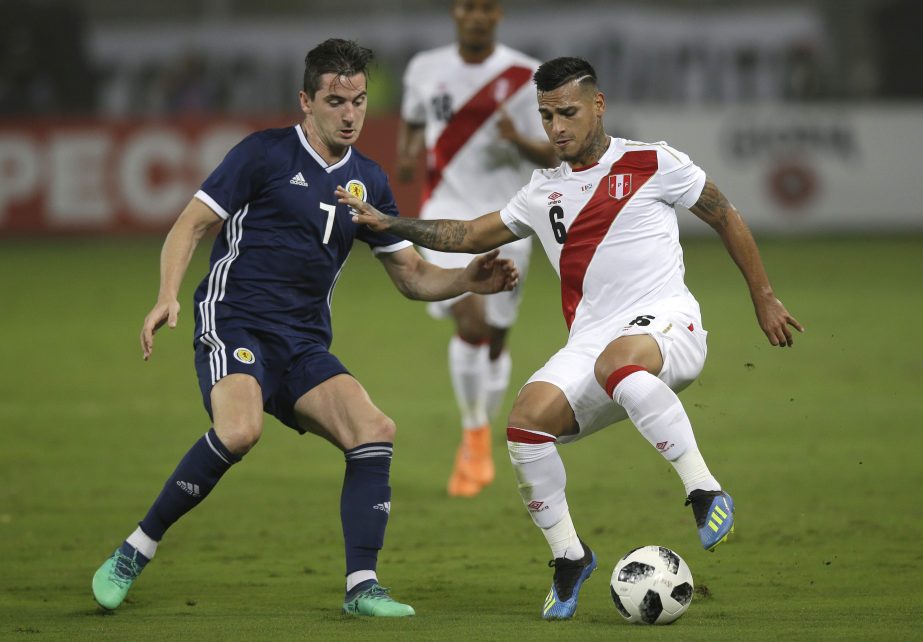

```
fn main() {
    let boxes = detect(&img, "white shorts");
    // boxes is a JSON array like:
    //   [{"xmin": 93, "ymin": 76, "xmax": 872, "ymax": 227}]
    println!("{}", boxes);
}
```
[
  {"xmin": 421, "ymin": 236, "xmax": 532, "ymax": 329},
  {"xmin": 525, "ymin": 300, "xmax": 708, "ymax": 444}
]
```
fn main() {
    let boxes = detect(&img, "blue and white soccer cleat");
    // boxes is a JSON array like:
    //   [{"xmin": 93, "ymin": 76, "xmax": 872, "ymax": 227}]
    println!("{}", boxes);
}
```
[
  {"xmin": 542, "ymin": 540, "xmax": 597, "ymax": 620},
  {"xmin": 92, "ymin": 543, "xmax": 150, "ymax": 610},
  {"xmin": 686, "ymin": 489, "xmax": 735, "ymax": 551}
]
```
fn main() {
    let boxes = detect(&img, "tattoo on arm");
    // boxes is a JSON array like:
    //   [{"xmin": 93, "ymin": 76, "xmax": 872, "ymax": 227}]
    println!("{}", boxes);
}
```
[
  {"xmin": 691, "ymin": 179, "xmax": 733, "ymax": 229},
  {"xmin": 389, "ymin": 217, "xmax": 469, "ymax": 251}
]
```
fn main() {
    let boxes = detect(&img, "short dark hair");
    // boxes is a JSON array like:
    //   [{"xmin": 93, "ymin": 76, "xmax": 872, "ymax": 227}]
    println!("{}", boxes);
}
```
[
  {"xmin": 533, "ymin": 57, "xmax": 597, "ymax": 92},
  {"xmin": 303, "ymin": 38, "xmax": 374, "ymax": 97}
]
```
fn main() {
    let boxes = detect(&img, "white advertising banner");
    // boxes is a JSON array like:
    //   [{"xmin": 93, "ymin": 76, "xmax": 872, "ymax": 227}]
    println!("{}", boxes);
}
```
[
  {"xmin": 608, "ymin": 105, "xmax": 923, "ymax": 234},
  {"xmin": 0, "ymin": 108, "xmax": 921, "ymax": 235}
]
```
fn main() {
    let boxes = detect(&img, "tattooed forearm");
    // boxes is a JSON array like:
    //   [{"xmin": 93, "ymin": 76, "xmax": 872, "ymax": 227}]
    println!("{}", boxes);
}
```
[
  {"xmin": 690, "ymin": 179, "xmax": 734, "ymax": 230},
  {"xmin": 388, "ymin": 217, "xmax": 470, "ymax": 251}
]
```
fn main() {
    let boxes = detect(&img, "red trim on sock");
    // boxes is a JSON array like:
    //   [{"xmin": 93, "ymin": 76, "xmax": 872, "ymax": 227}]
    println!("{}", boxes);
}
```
[
  {"xmin": 456, "ymin": 334, "xmax": 489, "ymax": 346},
  {"xmin": 506, "ymin": 426, "xmax": 557, "ymax": 444},
  {"xmin": 604, "ymin": 365, "xmax": 647, "ymax": 398}
]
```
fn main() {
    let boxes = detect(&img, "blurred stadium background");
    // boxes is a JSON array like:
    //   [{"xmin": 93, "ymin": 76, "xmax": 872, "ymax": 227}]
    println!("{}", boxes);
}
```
[
  {"xmin": 2, "ymin": 0, "xmax": 922, "ymax": 235},
  {"xmin": 2, "ymin": 1, "xmax": 922, "ymax": 638}
]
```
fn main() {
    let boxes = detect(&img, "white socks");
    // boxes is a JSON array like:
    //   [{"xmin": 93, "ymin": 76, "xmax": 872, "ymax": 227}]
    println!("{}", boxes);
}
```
[
  {"xmin": 449, "ymin": 337, "xmax": 513, "ymax": 428},
  {"xmin": 542, "ymin": 512, "xmax": 585, "ymax": 561},
  {"xmin": 485, "ymin": 350, "xmax": 512, "ymax": 422},
  {"xmin": 448, "ymin": 336, "xmax": 488, "ymax": 429},
  {"xmin": 346, "ymin": 570, "xmax": 378, "ymax": 592},
  {"xmin": 507, "ymin": 428, "xmax": 584, "ymax": 561},
  {"xmin": 127, "ymin": 526, "xmax": 158, "ymax": 560},
  {"xmin": 672, "ymin": 447, "xmax": 721, "ymax": 495},
  {"xmin": 609, "ymin": 368, "xmax": 719, "ymax": 495}
]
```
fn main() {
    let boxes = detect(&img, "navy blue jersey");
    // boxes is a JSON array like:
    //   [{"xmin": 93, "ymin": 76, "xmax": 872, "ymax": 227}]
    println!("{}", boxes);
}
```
[{"xmin": 192, "ymin": 125, "xmax": 411, "ymax": 346}]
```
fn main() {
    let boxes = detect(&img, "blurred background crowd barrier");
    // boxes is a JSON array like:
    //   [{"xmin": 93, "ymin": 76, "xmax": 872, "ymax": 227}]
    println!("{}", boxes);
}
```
[{"xmin": 1, "ymin": 0, "xmax": 921, "ymax": 235}]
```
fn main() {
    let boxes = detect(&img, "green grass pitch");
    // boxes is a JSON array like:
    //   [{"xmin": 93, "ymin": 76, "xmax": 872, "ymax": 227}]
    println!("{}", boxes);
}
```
[{"xmin": 1, "ymin": 235, "xmax": 921, "ymax": 640}]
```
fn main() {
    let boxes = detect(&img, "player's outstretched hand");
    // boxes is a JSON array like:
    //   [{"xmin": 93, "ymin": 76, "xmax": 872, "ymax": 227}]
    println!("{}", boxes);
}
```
[
  {"xmin": 753, "ymin": 294, "xmax": 804, "ymax": 347},
  {"xmin": 336, "ymin": 186, "xmax": 392, "ymax": 232},
  {"xmin": 463, "ymin": 249, "xmax": 520, "ymax": 295},
  {"xmin": 140, "ymin": 299, "xmax": 180, "ymax": 360}
]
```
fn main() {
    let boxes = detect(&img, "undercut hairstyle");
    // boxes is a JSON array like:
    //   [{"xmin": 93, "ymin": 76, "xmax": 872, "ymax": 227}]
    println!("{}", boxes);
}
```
[
  {"xmin": 303, "ymin": 38, "xmax": 374, "ymax": 97},
  {"xmin": 533, "ymin": 57, "xmax": 597, "ymax": 92}
]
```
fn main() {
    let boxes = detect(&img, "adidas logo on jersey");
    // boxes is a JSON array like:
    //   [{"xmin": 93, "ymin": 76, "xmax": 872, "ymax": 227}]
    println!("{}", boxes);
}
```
[
  {"xmin": 176, "ymin": 481, "xmax": 201, "ymax": 497},
  {"xmin": 290, "ymin": 172, "xmax": 309, "ymax": 187},
  {"xmin": 372, "ymin": 502, "xmax": 391, "ymax": 514}
]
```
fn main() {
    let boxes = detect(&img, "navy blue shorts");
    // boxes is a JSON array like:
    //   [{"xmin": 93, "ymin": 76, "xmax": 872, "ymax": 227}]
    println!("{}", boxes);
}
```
[{"xmin": 193, "ymin": 326, "xmax": 350, "ymax": 432}]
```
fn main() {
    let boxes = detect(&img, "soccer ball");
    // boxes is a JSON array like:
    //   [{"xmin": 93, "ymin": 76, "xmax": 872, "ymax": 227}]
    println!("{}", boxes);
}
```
[{"xmin": 609, "ymin": 545, "xmax": 694, "ymax": 624}]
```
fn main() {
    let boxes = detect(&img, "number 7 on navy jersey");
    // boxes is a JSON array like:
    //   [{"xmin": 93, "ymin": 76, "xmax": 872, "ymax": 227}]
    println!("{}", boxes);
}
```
[{"xmin": 319, "ymin": 202, "xmax": 336, "ymax": 244}]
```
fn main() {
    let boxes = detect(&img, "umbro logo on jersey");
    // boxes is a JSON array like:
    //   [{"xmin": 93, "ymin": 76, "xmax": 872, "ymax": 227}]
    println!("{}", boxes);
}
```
[
  {"xmin": 290, "ymin": 172, "xmax": 309, "ymax": 187},
  {"xmin": 176, "ymin": 481, "xmax": 201, "ymax": 497},
  {"xmin": 547, "ymin": 191, "xmax": 563, "ymax": 201}
]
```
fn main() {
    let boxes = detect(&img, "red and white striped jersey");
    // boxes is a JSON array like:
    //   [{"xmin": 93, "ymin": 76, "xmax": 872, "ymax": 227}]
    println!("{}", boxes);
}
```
[
  {"xmin": 401, "ymin": 44, "xmax": 546, "ymax": 220},
  {"xmin": 499, "ymin": 137, "xmax": 707, "ymax": 336}
]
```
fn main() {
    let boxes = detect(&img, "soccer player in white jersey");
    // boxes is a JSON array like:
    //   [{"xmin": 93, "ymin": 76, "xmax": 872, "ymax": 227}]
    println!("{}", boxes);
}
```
[
  {"xmin": 341, "ymin": 56, "xmax": 803, "ymax": 620},
  {"xmin": 396, "ymin": 0, "xmax": 556, "ymax": 498}
]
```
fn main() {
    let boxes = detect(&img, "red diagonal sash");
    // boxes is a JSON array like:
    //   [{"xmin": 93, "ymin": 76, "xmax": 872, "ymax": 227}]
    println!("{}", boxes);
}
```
[
  {"xmin": 558, "ymin": 150, "xmax": 659, "ymax": 330},
  {"xmin": 423, "ymin": 65, "xmax": 534, "ymax": 205}
]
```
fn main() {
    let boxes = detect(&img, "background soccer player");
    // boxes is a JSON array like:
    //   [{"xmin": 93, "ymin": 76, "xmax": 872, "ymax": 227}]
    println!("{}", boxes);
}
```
[
  {"xmin": 342, "ymin": 56, "xmax": 803, "ymax": 620},
  {"xmin": 91, "ymin": 39, "xmax": 518, "ymax": 618},
  {"xmin": 396, "ymin": 0, "xmax": 556, "ymax": 498}
]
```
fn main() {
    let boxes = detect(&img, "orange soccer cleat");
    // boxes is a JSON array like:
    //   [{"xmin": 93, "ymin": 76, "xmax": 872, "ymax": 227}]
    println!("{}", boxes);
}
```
[{"xmin": 447, "ymin": 425, "xmax": 495, "ymax": 497}]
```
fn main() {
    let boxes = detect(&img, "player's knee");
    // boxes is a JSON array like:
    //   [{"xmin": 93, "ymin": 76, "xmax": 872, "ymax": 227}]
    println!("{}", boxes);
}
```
[
  {"xmin": 593, "ymin": 357, "xmax": 615, "ymax": 391},
  {"xmin": 456, "ymin": 321, "xmax": 489, "ymax": 345},
  {"xmin": 507, "ymin": 403, "xmax": 543, "ymax": 435},
  {"xmin": 365, "ymin": 413, "xmax": 397, "ymax": 444},
  {"xmin": 215, "ymin": 419, "xmax": 262, "ymax": 456}
]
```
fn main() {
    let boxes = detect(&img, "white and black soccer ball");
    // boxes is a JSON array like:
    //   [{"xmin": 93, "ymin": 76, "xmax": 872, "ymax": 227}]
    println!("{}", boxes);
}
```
[{"xmin": 610, "ymin": 545, "xmax": 694, "ymax": 624}]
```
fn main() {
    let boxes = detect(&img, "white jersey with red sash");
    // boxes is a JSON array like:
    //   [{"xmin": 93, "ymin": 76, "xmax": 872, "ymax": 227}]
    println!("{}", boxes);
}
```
[
  {"xmin": 499, "ymin": 137, "xmax": 708, "ymax": 338},
  {"xmin": 402, "ymin": 43, "xmax": 545, "ymax": 220}
]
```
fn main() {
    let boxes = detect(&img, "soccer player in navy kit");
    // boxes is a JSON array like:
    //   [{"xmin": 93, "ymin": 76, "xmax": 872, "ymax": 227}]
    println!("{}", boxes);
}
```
[{"xmin": 91, "ymin": 39, "xmax": 518, "ymax": 618}]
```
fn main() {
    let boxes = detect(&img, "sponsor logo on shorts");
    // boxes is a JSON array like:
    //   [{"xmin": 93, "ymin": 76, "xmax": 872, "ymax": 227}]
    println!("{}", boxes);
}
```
[
  {"xmin": 233, "ymin": 347, "xmax": 255, "ymax": 364},
  {"xmin": 345, "ymin": 179, "xmax": 367, "ymax": 202}
]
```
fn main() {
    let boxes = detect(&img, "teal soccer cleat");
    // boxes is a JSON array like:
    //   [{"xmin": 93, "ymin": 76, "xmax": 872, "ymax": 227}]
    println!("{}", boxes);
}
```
[
  {"xmin": 542, "ymin": 540, "xmax": 597, "ymax": 620},
  {"xmin": 92, "ymin": 545, "xmax": 149, "ymax": 610},
  {"xmin": 686, "ymin": 489, "xmax": 735, "ymax": 551},
  {"xmin": 342, "ymin": 580, "xmax": 415, "ymax": 617}
]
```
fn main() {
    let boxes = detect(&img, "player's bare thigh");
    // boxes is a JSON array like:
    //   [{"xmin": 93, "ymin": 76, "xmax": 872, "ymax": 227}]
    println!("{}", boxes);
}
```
[
  {"xmin": 292, "ymin": 373, "xmax": 396, "ymax": 451},
  {"xmin": 211, "ymin": 373, "xmax": 264, "ymax": 455},
  {"xmin": 593, "ymin": 334, "xmax": 664, "ymax": 389},
  {"xmin": 507, "ymin": 381, "xmax": 580, "ymax": 438}
]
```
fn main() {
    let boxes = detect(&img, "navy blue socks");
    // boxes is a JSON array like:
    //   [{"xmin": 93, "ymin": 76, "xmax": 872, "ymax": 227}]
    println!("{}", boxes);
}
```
[
  {"xmin": 341, "ymin": 443, "xmax": 393, "ymax": 575},
  {"xmin": 139, "ymin": 428, "xmax": 240, "ymax": 541}
]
